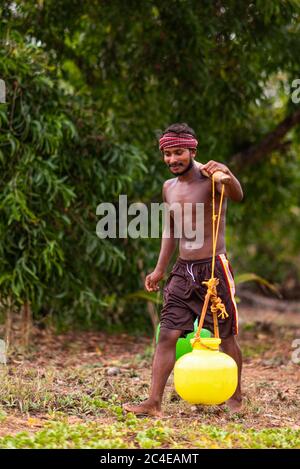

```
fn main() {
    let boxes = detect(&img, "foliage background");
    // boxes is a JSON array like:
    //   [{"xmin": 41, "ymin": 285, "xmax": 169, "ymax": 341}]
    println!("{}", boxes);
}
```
[{"xmin": 1, "ymin": 0, "xmax": 300, "ymax": 331}]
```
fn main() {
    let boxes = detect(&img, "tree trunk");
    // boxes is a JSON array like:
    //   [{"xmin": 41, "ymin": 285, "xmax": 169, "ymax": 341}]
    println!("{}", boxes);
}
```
[
  {"xmin": 22, "ymin": 301, "xmax": 32, "ymax": 350},
  {"xmin": 137, "ymin": 259, "xmax": 159, "ymax": 344}
]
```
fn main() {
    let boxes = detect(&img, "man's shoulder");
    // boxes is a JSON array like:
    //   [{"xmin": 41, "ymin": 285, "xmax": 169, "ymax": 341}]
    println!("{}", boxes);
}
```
[
  {"xmin": 162, "ymin": 178, "xmax": 176, "ymax": 202},
  {"xmin": 163, "ymin": 178, "xmax": 177, "ymax": 189}
]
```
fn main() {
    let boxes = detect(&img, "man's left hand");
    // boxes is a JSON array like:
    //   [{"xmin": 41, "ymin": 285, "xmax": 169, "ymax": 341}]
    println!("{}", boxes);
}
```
[{"xmin": 200, "ymin": 160, "xmax": 230, "ymax": 176}]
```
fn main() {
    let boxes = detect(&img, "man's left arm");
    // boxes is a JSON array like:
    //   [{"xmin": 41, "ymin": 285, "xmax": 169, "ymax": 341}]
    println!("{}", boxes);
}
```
[{"xmin": 200, "ymin": 160, "xmax": 243, "ymax": 202}]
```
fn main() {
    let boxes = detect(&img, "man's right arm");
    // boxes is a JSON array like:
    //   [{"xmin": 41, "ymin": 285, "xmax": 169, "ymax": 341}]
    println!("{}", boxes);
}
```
[{"xmin": 145, "ymin": 181, "xmax": 178, "ymax": 292}]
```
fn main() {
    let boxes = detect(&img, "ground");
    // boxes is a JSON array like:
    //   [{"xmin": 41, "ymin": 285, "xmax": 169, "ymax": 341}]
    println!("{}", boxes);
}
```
[{"xmin": 0, "ymin": 301, "xmax": 299, "ymax": 449}]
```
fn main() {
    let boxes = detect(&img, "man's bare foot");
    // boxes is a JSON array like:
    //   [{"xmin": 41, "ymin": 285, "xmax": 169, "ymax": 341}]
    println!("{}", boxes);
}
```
[
  {"xmin": 123, "ymin": 400, "xmax": 163, "ymax": 417},
  {"xmin": 226, "ymin": 396, "xmax": 243, "ymax": 413}
]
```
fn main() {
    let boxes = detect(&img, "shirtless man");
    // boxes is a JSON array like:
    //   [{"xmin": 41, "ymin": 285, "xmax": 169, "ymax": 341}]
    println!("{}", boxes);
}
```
[{"xmin": 123, "ymin": 123, "xmax": 244, "ymax": 417}]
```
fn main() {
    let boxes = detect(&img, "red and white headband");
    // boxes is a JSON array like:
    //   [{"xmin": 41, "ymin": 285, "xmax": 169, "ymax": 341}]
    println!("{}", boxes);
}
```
[{"xmin": 159, "ymin": 132, "xmax": 198, "ymax": 151}]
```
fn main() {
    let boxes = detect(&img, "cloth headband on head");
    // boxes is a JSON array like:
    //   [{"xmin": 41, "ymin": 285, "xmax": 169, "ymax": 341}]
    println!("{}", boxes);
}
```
[{"xmin": 159, "ymin": 132, "xmax": 198, "ymax": 151}]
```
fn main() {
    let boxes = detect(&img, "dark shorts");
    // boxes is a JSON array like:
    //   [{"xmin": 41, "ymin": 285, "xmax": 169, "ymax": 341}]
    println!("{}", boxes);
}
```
[{"xmin": 160, "ymin": 254, "xmax": 239, "ymax": 339}]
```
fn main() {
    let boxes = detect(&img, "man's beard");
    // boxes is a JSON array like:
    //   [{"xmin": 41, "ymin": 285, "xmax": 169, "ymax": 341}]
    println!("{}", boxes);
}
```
[{"xmin": 169, "ymin": 157, "xmax": 194, "ymax": 176}]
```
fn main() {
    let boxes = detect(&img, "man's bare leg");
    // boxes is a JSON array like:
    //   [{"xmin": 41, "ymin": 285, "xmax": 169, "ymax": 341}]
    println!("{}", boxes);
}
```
[
  {"xmin": 221, "ymin": 335, "xmax": 243, "ymax": 412},
  {"xmin": 123, "ymin": 328, "xmax": 182, "ymax": 416}
]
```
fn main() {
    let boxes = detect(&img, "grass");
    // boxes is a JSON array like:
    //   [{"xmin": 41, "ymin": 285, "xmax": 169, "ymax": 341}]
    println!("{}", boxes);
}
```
[
  {"xmin": 0, "ymin": 363, "xmax": 299, "ymax": 449},
  {"xmin": 242, "ymin": 342, "xmax": 272, "ymax": 359},
  {"xmin": 0, "ymin": 366, "xmax": 126, "ymax": 416},
  {"xmin": 0, "ymin": 417, "xmax": 299, "ymax": 449}
]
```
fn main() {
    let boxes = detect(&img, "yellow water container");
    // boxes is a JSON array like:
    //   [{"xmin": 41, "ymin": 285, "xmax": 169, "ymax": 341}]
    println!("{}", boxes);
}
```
[{"xmin": 174, "ymin": 337, "xmax": 238, "ymax": 405}]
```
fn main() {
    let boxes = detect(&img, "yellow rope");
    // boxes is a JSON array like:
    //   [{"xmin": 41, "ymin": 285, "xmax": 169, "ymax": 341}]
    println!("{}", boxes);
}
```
[{"xmin": 194, "ymin": 174, "xmax": 228, "ymax": 343}]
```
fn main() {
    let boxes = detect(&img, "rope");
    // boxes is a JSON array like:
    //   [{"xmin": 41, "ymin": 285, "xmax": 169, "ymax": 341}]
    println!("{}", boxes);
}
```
[{"xmin": 194, "ymin": 174, "xmax": 228, "ymax": 343}]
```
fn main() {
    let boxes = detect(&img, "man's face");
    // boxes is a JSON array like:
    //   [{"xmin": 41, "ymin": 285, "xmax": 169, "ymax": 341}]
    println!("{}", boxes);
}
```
[{"xmin": 163, "ymin": 147, "xmax": 195, "ymax": 175}]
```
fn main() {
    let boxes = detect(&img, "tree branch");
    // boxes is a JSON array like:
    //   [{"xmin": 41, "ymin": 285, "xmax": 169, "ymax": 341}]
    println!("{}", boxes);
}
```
[{"xmin": 231, "ymin": 108, "xmax": 300, "ymax": 168}]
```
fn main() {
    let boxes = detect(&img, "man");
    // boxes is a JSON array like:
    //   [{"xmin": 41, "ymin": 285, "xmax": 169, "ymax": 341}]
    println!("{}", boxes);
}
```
[{"xmin": 124, "ymin": 123, "xmax": 243, "ymax": 417}]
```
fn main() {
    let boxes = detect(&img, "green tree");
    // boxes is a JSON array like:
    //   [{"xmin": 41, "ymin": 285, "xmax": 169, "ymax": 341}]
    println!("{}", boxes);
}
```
[
  {"xmin": 0, "ymin": 21, "xmax": 147, "ymax": 331},
  {"xmin": 1, "ymin": 0, "xmax": 300, "ymax": 333}
]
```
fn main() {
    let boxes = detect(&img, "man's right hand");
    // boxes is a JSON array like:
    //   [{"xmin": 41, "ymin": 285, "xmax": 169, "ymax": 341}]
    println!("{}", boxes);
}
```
[{"xmin": 145, "ymin": 269, "xmax": 164, "ymax": 292}]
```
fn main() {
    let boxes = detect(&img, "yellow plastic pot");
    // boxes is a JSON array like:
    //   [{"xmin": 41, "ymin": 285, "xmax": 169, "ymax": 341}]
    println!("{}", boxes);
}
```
[{"xmin": 174, "ymin": 337, "xmax": 238, "ymax": 405}]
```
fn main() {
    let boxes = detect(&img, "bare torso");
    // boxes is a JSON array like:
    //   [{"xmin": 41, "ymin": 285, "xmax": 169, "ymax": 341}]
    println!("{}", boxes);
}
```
[{"xmin": 164, "ymin": 172, "xmax": 227, "ymax": 260}]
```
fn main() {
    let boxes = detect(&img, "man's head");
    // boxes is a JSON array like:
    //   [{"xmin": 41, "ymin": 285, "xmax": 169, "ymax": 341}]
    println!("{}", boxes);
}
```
[{"xmin": 159, "ymin": 123, "xmax": 198, "ymax": 176}]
